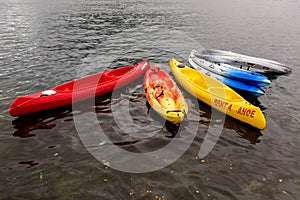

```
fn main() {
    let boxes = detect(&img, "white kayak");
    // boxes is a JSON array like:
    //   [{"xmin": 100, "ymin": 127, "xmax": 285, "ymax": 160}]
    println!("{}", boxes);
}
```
[{"xmin": 197, "ymin": 49, "xmax": 292, "ymax": 74}]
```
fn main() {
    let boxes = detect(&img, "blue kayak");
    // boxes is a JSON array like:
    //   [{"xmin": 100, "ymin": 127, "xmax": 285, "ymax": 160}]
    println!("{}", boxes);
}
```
[
  {"xmin": 188, "ymin": 55, "xmax": 265, "ymax": 96},
  {"xmin": 190, "ymin": 50, "xmax": 271, "ymax": 87}
]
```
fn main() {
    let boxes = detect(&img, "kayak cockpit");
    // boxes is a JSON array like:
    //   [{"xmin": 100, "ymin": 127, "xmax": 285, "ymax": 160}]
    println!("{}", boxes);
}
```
[
  {"xmin": 53, "ymin": 67, "xmax": 135, "ymax": 93},
  {"xmin": 54, "ymin": 73, "xmax": 116, "ymax": 92},
  {"xmin": 105, "ymin": 66, "xmax": 134, "ymax": 77},
  {"xmin": 207, "ymin": 87, "xmax": 241, "ymax": 101}
]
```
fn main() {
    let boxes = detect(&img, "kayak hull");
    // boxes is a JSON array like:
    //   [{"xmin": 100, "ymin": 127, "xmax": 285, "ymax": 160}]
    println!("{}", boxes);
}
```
[
  {"xmin": 169, "ymin": 58, "xmax": 266, "ymax": 130},
  {"xmin": 9, "ymin": 61, "xmax": 150, "ymax": 116},
  {"xmin": 144, "ymin": 66, "xmax": 188, "ymax": 125}
]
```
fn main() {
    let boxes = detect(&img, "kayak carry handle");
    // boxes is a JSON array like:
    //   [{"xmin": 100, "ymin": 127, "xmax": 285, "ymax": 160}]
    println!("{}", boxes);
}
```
[
  {"xmin": 177, "ymin": 64, "xmax": 185, "ymax": 68},
  {"xmin": 167, "ymin": 110, "xmax": 185, "ymax": 114}
]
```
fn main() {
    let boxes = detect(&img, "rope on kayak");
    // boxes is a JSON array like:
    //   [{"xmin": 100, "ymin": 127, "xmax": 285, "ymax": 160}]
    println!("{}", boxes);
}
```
[{"xmin": 154, "ymin": 85, "xmax": 164, "ymax": 99}]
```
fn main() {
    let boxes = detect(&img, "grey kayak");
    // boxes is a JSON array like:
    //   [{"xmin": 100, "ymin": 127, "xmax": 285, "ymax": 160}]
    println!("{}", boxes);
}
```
[{"xmin": 197, "ymin": 49, "xmax": 292, "ymax": 74}]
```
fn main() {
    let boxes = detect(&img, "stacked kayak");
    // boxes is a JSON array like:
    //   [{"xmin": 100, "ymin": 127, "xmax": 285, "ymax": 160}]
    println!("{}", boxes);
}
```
[
  {"xmin": 169, "ymin": 58, "xmax": 266, "ymax": 130},
  {"xmin": 9, "ymin": 61, "xmax": 150, "ymax": 116},
  {"xmin": 189, "ymin": 50, "xmax": 271, "ymax": 96},
  {"xmin": 197, "ymin": 49, "xmax": 292, "ymax": 74},
  {"xmin": 144, "ymin": 66, "xmax": 188, "ymax": 125},
  {"xmin": 190, "ymin": 50, "xmax": 271, "ymax": 87}
]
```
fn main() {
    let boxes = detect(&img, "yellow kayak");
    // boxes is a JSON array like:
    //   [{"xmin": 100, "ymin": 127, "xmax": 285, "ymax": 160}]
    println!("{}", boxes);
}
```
[
  {"xmin": 169, "ymin": 58, "xmax": 266, "ymax": 130},
  {"xmin": 144, "ymin": 66, "xmax": 188, "ymax": 125}
]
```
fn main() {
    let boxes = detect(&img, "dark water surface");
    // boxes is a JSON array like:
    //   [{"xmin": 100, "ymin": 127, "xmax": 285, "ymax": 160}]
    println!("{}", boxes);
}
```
[{"xmin": 1, "ymin": 0, "xmax": 300, "ymax": 199}]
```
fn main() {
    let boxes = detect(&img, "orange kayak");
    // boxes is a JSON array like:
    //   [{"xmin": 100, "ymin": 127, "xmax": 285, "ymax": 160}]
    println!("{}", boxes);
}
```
[{"xmin": 143, "ymin": 66, "xmax": 188, "ymax": 124}]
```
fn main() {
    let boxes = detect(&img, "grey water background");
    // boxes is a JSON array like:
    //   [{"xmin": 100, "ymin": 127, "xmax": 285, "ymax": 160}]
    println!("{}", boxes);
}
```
[{"xmin": 1, "ymin": 0, "xmax": 300, "ymax": 199}]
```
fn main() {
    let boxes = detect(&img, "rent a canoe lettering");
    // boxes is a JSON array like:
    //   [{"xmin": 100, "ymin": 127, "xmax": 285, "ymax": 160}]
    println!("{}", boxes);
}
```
[
  {"xmin": 237, "ymin": 107, "xmax": 256, "ymax": 118},
  {"xmin": 213, "ymin": 99, "xmax": 232, "ymax": 111}
]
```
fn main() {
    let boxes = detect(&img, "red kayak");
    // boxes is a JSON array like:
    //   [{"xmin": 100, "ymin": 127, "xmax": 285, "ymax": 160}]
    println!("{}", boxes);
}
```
[{"xmin": 9, "ymin": 61, "xmax": 150, "ymax": 116}]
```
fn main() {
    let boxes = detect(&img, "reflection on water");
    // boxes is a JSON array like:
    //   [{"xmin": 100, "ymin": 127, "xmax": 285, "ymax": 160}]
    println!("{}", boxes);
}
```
[
  {"xmin": 12, "ymin": 110, "xmax": 68, "ymax": 138},
  {"xmin": 12, "ymin": 85, "xmax": 262, "ymax": 145},
  {"xmin": 196, "ymin": 98, "xmax": 263, "ymax": 145},
  {"xmin": 11, "ymin": 95, "xmax": 107, "ymax": 138},
  {"xmin": 18, "ymin": 160, "xmax": 39, "ymax": 168}
]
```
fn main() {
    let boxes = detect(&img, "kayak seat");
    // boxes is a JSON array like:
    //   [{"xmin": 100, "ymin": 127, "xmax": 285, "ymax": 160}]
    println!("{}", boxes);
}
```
[
  {"xmin": 189, "ymin": 77, "xmax": 208, "ymax": 90},
  {"xmin": 159, "ymin": 97, "xmax": 176, "ymax": 110},
  {"xmin": 161, "ymin": 90, "xmax": 174, "ymax": 99},
  {"xmin": 54, "ymin": 73, "xmax": 116, "ymax": 92},
  {"xmin": 54, "ymin": 82, "xmax": 74, "ymax": 92}
]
